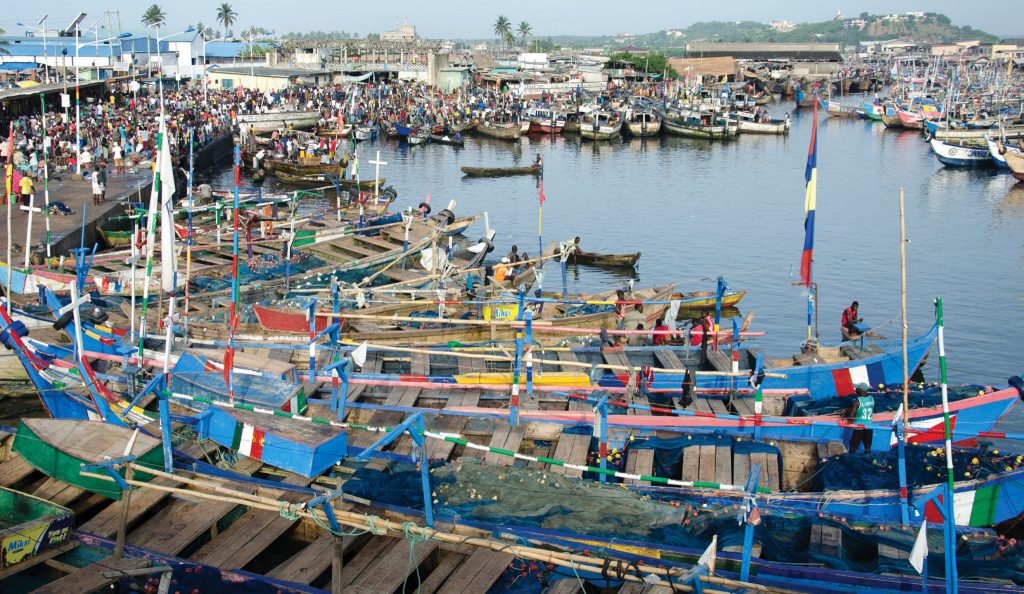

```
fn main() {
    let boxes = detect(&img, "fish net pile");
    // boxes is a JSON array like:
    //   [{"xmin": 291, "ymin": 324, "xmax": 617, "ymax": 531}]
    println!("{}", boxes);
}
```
[
  {"xmin": 189, "ymin": 251, "xmax": 323, "ymax": 293},
  {"xmin": 785, "ymin": 384, "xmax": 990, "ymax": 417},
  {"xmin": 345, "ymin": 458, "xmax": 1024, "ymax": 586},
  {"xmin": 815, "ymin": 444, "xmax": 1024, "ymax": 491}
]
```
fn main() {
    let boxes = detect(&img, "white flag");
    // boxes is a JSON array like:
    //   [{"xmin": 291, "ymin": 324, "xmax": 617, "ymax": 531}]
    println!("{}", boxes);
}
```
[
  {"xmin": 158, "ymin": 120, "xmax": 177, "ymax": 293},
  {"xmin": 698, "ymin": 536, "xmax": 716, "ymax": 568},
  {"xmin": 909, "ymin": 520, "xmax": 928, "ymax": 574},
  {"xmin": 351, "ymin": 341, "xmax": 368, "ymax": 367}
]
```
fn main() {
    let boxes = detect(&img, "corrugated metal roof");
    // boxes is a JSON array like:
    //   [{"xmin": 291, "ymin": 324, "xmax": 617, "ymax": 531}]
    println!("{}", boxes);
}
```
[{"xmin": 203, "ymin": 42, "xmax": 248, "ymax": 58}]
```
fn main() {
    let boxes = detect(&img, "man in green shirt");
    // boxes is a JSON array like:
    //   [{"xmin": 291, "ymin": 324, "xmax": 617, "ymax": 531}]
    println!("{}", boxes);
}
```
[{"xmin": 847, "ymin": 387, "xmax": 875, "ymax": 454}]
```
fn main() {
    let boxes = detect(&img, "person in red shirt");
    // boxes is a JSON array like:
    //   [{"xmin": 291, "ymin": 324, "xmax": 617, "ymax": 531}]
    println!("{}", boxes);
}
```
[
  {"xmin": 841, "ymin": 301, "xmax": 863, "ymax": 341},
  {"xmin": 653, "ymin": 318, "xmax": 671, "ymax": 345}
]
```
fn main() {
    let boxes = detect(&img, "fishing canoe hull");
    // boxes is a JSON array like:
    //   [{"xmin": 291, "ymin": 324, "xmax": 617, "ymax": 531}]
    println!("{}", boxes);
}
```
[
  {"xmin": 0, "ymin": 487, "xmax": 74, "ymax": 570},
  {"xmin": 13, "ymin": 418, "xmax": 164, "ymax": 500},
  {"xmin": 929, "ymin": 139, "xmax": 992, "ymax": 167},
  {"xmin": 566, "ymin": 251, "xmax": 640, "ymax": 268},
  {"xmin": 460, "ymin": 165, "xmax": 541, "ymax": 178},
  {"xmin": 476, "ymin": 122, "xmax": 522, "ymax": 140}
]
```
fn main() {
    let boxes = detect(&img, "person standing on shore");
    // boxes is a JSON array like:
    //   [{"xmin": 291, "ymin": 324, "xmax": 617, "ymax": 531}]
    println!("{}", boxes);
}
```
[
  {"xmin": 91, "ymin": 167, "xmax": 104, "ymax": 205},
  {"xmin": 18, "ymin": 174, "xmax": 34, "ymax": 207}
]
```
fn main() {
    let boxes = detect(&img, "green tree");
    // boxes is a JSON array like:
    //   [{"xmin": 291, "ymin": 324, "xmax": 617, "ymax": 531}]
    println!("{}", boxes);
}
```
[
  {"xmin": 141, "ymin": 4, "xmax": 166, "ymax": 27},
  {"xmin": 216, "ymin": 3, "xmax": 238, "ymax": 38},
  {"xmin": 517, "ymin": 20, "xmax": 532, "ymax": 48},
  {"xmin": 493, "ymin": 15, "xmax": 512, "ymax": 49},
  {"xmin": 0, "ymin": 28, "xmax": 8, "ymax": 56}
]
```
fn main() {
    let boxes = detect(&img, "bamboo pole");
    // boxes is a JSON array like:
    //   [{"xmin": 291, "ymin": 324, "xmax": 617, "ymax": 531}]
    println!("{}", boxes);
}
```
[
  {"xmin": 80, "ymin": 468, "xmax": 792, "ymax": 594},
  {"xmin": 899, "ymin": 188, "xmax": 909, "ymax": 422}
]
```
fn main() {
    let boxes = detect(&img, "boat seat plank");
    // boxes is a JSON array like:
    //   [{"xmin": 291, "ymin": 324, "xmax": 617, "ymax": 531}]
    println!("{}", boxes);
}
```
[
  {"xmin": 190, "ymin": 474, "xmax": 314, "ymax": 568},
  {"xmin": 426, "ymin": 392, "xmax": 481, "ymax": 460},
  {"xmin": 436, "ymin": 549, "xmax": 514, "ymax": 594},
  {"xmin": 267, "ymin": 532, "xmax": 365, "ymax": 584},
  {"xmin": 34, "ymin": 477, "xmax": 85, "ymax": 507},
  {"xmin": 31, "ymin": 555, "xmax": 149, "ymax": 594},
  {"xmin": 732, "ymin": 398, "xmax": 755, "ymax": 416},
  {"xmin": 765, "ymin": 453, "xmax": 780, "ymax": 491},
  {"xmin": 653, "ymin": 349, "xmax": 684, "ymax": 370},
  {"xmin": 556, "ymin": 351, "xmax": 579, "ymax": 363},
  {"xmin": 697, "ymin": 445, "xmax": 717, "ymax": 484},
  {"xmin": 624, "ymin": 447, "xmax": 655, "ymax": 485},
  {"xmin": 0, "ymin": 456, "xmax": 37, "ymax": 487},
  {"xmin": 707, "ymin": 398, "xmax": 729, "ymax": 416},
  {"xmin": 706, "ymin": 351, "xmax": 732, "ymax": 373},
  {"xmin": 681, "ymin": 445, "xmax": 699, "ymax": 482},
  {"xmin": 732, "ymin": 453, "xmax": 751, "ymax": 487},
  {"xmin": 353, "ymin": 234, "xmax": 403, "ymax": 251},
  {"xmin": 602, "ymin": 349, "xmax": 631, "ymax": 369},
  {"xmin": 485, "ymin": 426, "xmax": 524, "ymax": 466},
  {"xmin": 336, "ymin": 535, "xmax": 397, "ymax": 589},
  {"xmin": 549, "ymin": 433, "xmax": 590, "ymax": 478},
  {"xmin": 415, "ymin": 552, "xmax": 465, "ymax": 594},
  {"xmin": 693, "ymin": 398, "xmax": 713, "ymax": 414},
  {"xmin": 749, "ymin": 452, "xmax": 770, "ymax": 490},
  {"xmin": 348, "ymin": 539, "xmax": 439, "ymax": 593},
  {"xmin": 715, "ymin": 445, "xmax": 732, "ymax": 486},
  {"xmin": 620, "ymin": 584, "xmax": 674, "ymax": 593},
  {"xmin": 543, "ymin": 579, "xmax": 585, "ymax": 593},
  {"xmin": 411, "ymin": 352, "xmax": 430, "ymax": 376}
]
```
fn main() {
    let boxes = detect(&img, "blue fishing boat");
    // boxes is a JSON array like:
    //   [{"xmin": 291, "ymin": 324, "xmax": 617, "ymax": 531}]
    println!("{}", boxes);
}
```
[{"xmin": 929, "ymin": 138, "xmax": 994, "ymax": 167}]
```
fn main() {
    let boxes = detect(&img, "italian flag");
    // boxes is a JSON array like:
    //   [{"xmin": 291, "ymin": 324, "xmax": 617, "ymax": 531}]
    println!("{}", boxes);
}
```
[
  {"xmin": 231, "ymin": 422, "xmax": 266, "ymax": 460},
  {"xmin": 924, "ymin": 484, "xmax": 999, "ymax": 527}
]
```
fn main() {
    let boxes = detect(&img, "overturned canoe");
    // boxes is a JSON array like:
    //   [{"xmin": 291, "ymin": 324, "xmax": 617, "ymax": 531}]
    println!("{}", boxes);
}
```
[
  {"xmin": 461, "ymin": 164, "xmax": 542, "ymax": 178},
  {"xmin": 567, "ymin": 251, "xmax": 640, "ymax": 268}
]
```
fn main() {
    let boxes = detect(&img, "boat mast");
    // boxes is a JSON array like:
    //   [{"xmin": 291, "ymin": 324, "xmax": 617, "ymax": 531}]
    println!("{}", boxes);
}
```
[{"xmin": 899, "ymin": 187, "xmax": 909, "ymax": 419}]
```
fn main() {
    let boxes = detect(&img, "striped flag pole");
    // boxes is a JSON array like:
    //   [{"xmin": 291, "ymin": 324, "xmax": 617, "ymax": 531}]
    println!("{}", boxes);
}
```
[
  {"xmin": 226, "ymin": 143, "xmax": 242, "ymax": 403},
  {"xmin": 935, "ymin": 297, "xmax": 959, "ymax": 592},
  {"xmin": 800, "ymin": 99, "xmax": 819, "ymax": 343},
  {"xmin": 137, "ymin": 132, "xmax": 163, "ymax": 357}
]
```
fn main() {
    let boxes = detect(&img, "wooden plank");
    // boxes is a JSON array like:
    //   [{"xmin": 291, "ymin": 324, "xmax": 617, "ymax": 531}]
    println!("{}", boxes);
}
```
[
  {"xmin": 732, "ymin": 398, "xmax": 755, "ymax": 416},
  {"xmin": 681, "ymin": 446, "xmax": 699, "ymax": 482},
  {"xmin": 0, "ymin": 543, "xmax": 75, "ymax": 581},
  {"xmin": 33, "ymin": 477, "xmax": 84, "ymax": 507},
  {"xmin": 411, "ymin": 352, "xmax": 431, "ymax": 376},
  {"xmin": 416, "ymin": 551, "xmax": 465, "ymax": 594},
  {"xmin": 485, "ymin": 426, "xmax": 524, "ymax": 466},
  {"xmin": 336, "ymin": 536, "xmax": 396, "ymax": 589},
  {"xmin": 715, "ymin": 445, "xmax": 732, "ymax": 486},
  {"xmin": 267, "ymin": 532, "xmax": 361, "ymax": 584},
  {"xmin": 653, "ymin": 348, "xmax": 684, "ymax": 370},
  {"xmin": 692, "ymin": 397, "xmax": 713, "ymax": 414},
  {"xmin": 765, "ymin": 453, "xmax": 780, "ymax": 491},
  {"xmin": 549, "ymin": 434, "xmax": 589, "ymax": 478},
  {"xmin": 31, "ymin": 555, "xmax": 149, "ymax": 594},
  {"xmin": 543, "ymin": 579, "xmax": 584, "ymax": 594},
  {"xmin": 348, "ymin": 539, "xmax": 439, "ymax": 593},
  {"xmin": 749, "ymin": 452, "xmax": 769, "ymax": 489},
  {"xmin": 732, "ymin": 453, "xmax": 750, "ymax": 486},
  {"xmin": 437, "ymin": 549, "xmax": 514, "ymax": 594},
  {"xmin": 624, "ymin": 448, "xmax": 655, "ymax": 485},
  {"xmin": 427, "ymin": 392, "xmax": 480, "ymax": 461},
  {"xmin": 697, "ymin": 445, "xmax": 717, "ymax": 484},
  {"xmin": 0, "ymin": 456, "xmax": 36, "ymax": 487},
  {"xmin": 707, "ymin": 398, "xmax": 729, "ymax": 416}
]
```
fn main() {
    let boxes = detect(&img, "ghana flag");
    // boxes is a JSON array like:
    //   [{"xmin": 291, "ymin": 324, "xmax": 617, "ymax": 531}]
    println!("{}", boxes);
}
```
[{"xmin": 800, "ymin": 99, "xmax": 819, "ymax": 287}]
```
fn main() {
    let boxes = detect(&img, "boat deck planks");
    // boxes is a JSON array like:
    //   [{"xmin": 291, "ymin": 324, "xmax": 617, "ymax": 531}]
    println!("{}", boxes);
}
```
[
  {"xmin": 0, "ymin": 455, "xmax": 36, "ymax": 488},
  {"xmin": 347, "ymin": 538, "xmax": 439, "ymax": 593},
  {"xmin": 484, "ymin": 425, "xmax": 525, "ymax": 466},
  {"xmin": 411, "ymin": 352, "xmax": 430, "ymax": 375},
  {"xmin": 335, "ymin": 535, "xmax": 399, "ymax": 589},
  {"xmin": 543, "ymin": 579, "xmax": 585, "ymax": 593},
  {"xmin": 715, "ymin": 444, "xmax": 733, "ymax": 486},
  {"xmin": 623, "ymin": 448, "xmax": 655, "ymax": 485},
  {"xmin": 414, "ymin": 551, "xmax": 465, "ymax": 594},
  {"xmin": 548, "ymin": 432, "xmax": 590, "ymax": 478},
  {"xmin": 426, "ymin": 391, "xmax": 481, "ymax": 460},
  {"xmin": 189, "ymin": 474, "xmax": 314, "ymax": 568},
  {"xmin": 435, "ymin": 549, "xmax": 514, "ymax": 594},
  {"xmin": 31, "ymin": 554, "xmax": 150, "ymax": 594},
  {"xmin": 265, "ymin": 531, "xmax": 363, "ymax": 584},
  {"xmin": 652, "ymin": 348, "xmax": 684, "ymax": 370}
]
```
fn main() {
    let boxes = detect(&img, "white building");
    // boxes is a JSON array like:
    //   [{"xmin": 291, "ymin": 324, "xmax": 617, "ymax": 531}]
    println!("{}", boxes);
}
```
[
  {"xmin": 381, "ymin": 23, "xmax": 417, "ymax": 43},
  {"xmin": 771, "ymin": 20, "xmax": 796, "ymax": 32}
]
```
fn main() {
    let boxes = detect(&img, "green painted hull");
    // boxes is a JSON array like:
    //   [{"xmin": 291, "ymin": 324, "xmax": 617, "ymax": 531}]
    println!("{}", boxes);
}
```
[
  {"xmin": 0, "ymin": 487, "xmax": 74, "ymax": 569},
  {"xmin": 13, "ymin": 420, "xmax": 164, "ymax": 500}
]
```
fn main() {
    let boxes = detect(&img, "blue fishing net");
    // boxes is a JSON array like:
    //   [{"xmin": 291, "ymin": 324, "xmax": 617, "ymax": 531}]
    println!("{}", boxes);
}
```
[
  {"xmin": 814, "ymin": 444, "xmax": 1024, "ymax": 491},
  {"xmin": 785, "ymin": 384, "xmax": 989, "ymax": 417},
  {"xmin": 344, "ymin": 458, "xmax": 1024, "ymax": 584},
  {"xmin": 189, "ymin": 251, "xmax": 325, "ymax": 293}
]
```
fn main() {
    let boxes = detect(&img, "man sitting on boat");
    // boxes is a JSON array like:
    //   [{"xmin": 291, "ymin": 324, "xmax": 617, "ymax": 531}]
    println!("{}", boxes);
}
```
[{"xmin": 841, "ymin": 301, "xmax": 867, "ymax": 342}]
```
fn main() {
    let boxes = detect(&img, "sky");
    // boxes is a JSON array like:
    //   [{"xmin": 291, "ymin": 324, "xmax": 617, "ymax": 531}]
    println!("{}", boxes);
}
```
[{"xmin": 0, "ymin": 0, "xmax": 1019, "ymax": 40}]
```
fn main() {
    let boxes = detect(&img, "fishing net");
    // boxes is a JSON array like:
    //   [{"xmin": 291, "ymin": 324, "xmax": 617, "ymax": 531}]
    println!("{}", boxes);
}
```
[
  {"xmin": 814, "ymin": 444, "xmax": 1024, "ymax": 491},
  {"xmin": 785, "ymin": 384, "xmax": 990, "ymax": 417},
  {"xmin": 345, "ymin": 457, "xmax": 1024, "ymax": 584},
  {"xmin": 189, "ymin": 251, "xmax": 324, "ymax": 293}
]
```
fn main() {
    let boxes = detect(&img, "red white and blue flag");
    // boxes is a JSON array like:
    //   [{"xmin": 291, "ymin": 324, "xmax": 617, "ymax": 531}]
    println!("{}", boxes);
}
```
[
  {"xmin": 538, "ymin": 166, "xmax": 546, "ymax": 205},
  {"xmin": 800, "ymin": 100, "xmax": 819, "ymax": 287}
]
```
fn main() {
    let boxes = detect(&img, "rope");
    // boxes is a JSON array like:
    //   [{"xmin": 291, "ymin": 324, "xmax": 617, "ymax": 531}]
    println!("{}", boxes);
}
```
[{"xmin": 279, "ymin": 502, "xmax": 300, "ymax": 520}]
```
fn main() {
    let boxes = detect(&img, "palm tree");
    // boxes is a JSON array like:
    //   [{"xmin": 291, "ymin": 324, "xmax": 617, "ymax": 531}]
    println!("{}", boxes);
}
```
[
  {"xmin": 0, "ymin": 28, "xmax": 8, "ymax": 56},
  {"xmin": 517, "ymin": 21, "xmax": 532, "ymax": 49},
  {"xmin": 216, "ymin": 3, "xmax": 238, "ymax": 38},
  {"xmin": 194, "ymin": 22, "xmax": 208, "ymax": 39},
  {"xmin": 140, "ymin": 5, "xmax": 166, "ymax": 77},
  {"xmin": 493, "ymin": 15, "xmax": 512, "ymax": 50}
]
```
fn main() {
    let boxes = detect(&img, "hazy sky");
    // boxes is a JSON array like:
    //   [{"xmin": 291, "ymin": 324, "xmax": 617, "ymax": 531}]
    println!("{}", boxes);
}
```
[{"xmin": 1, "ymin": 0, "xmax": 1019, "ymax": 39}]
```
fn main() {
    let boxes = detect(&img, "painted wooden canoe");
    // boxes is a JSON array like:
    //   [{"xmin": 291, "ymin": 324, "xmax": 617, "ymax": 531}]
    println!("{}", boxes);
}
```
[
  {"xmin": 566, "ymin": 251, "xmax": 641, "ymax": 268},
  {"xmin": 461, "ymin": 164, "xmax": 541, "ymax": 177},
  {"xmin": 13, "ymin": 418, "xmax": 164, "ymax": 500},
  {"xmin": 667, "ymin": 290, "xmax": 746, "ymax": 310},
  {"xmin": 1003, "ymin": 144, "xmax": 1024, "ymax": 182},
  {"xmin": 273, "ymin": 171, "xmax": 388, "ymax": 189},
  {"xmin": 0, "ymin": 486, "xmax": 74, "ymax": 570},
  {"xmin": 429, "ymin": 134, "xmax": 465, "ymax": 146},
  {"xmin": 476, "ymin": 121, "xmax": 522, "ymax": 140}
]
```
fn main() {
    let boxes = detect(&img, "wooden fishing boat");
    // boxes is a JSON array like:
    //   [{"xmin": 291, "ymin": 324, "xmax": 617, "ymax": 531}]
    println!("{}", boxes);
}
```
[
  {"xmin": 880, "ymin": 107, "xmax": 903, "ymax": 129},
  {"xmin": 818, "ymin": 97, "xmax": 863, "ymax": 118},
  {"xmin": 566, "ymin": 250, "xmax": 640, "ymax": 268},
  {"xmin": 524, "ymin": 107, "xmax": 565, "ymax": 134},
  {"xmin": 625, "ymin": 110, "xmax": 661, "ymax": 137},
  {"xmin": 663, "ymin": 109, "xmax": 737, "ymax": 139},
  {"xmin": 460, "ymin": 164, "xmax": 542, "ymax": 177},
  {"xmin": 13, "ymin": 418, "xmax": 164, "ymax": 500},
  {"xmin": 579, "ymin": 111, "xmax": 623, "ymax": 140},
  {"xmin": 926, "ymin": 121, "xmax": 1024, "ymax": 142},
  {"xmin": 429, "ymin": 133, "xmax": 465, "ymax": 146},
  {"xmin": 668, "ymin": 289, "xmax": 746, "ymax": 310},
  {"xmin": 1003, "ymin": 144, "xmax": 1024, "ymax": 182},
  {"xmin": 236, "ymin": 110, "xmax": 319, "ymax": 133},
  {"xmin": 315, "ymin": 124, "xmax": 352, "ymax": 137},
  {"xmin": 862, "ymin": 101, "xmax": 885, "ymax": 121},
  {"xmin": 730, "ymin": 111, "xmax": 791, "ymax": 135},
  {"xmin": 929, "ymin": 138, "xmax": 993, "ymax": 167},
  {"xmin": 273, "ymin": 171, "xmax": 388, "ymax": 189},
  {"xmin": 476, "ymin": 120, "xmax": 522, "ymax": 140},
  {"xmin": 265, "ymin": 156, "xmax": 341, "ymax": 176},
  {"xmin": 0, "ymin": 486, "xmax": 74, "ymax": 571},
  {"xmin": 407, "ymin": 131, "xmax": 429, "ymax": 145}
]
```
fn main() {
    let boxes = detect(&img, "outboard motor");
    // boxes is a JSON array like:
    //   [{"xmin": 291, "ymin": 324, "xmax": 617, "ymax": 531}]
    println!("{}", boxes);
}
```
[{"xmin": 1010, "ymin": 375, "xmax": 1024, "ymax": 400}]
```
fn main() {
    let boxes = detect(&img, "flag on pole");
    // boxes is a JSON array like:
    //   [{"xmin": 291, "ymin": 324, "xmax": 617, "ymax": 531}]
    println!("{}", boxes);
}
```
[
  {"xmin": 697, "ymin": 537, "xmax": 716, "ymax": 568},
  {"xmin": 538, "ymin": 163, "xmax": 546, "ymax": 205},
  {"xmin": 799, "ymin": 99, "xmax": 819, "ymax": 287},
  {"xmin": 909, "ymin": 519, "xmax": 928, "ymax": 574},
  {"xmin": 157, "ymin": 120, "xmax": 177, "ymax": 292},
  {"xmin": 351, "ymin": 341, "xmax": 368, "ymax": 367}
]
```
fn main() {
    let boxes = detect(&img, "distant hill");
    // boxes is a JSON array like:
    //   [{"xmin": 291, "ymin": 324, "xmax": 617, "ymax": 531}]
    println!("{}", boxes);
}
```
[{"xmin": 455, "ymin": 13, "xmax": 997, "ymax": 53}]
